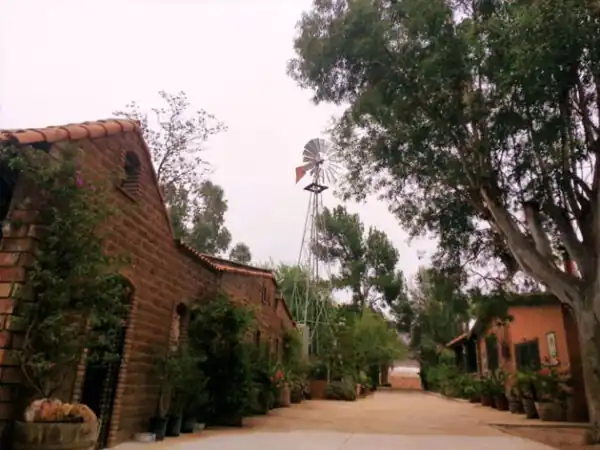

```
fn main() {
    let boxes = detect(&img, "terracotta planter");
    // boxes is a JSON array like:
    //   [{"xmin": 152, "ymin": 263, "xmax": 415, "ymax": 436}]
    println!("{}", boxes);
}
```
[
  {"xmin": 13, "ymin": 421, "xmax": 99, "ymax": 450},
  {"xmin": 494, "ymin": 394, "xmax": 509, "ymax": 411},
  {"xmin": 508, "ymin": 397, "xmax": 525, "ymax": 414},
  {"xmin": 522, "ymin": 398, "xmax": 538, "ymax": 419},
  {"xmin": 535, "ymin": 401, "xmax": 564, "ymax": 422},
  {"xmin": 278, "ymin": 383, "xmax": 291, "ymax": 407},
  {"xmin": 469, "ymin": 394, "xmax": 481, "ymax": 403},
  {"xmin": 480, "ymin": 394, "xmax": 492, "ymax": 407},
  {"xmin": 310, "ymin": 380, "xmax": 327, "ymax": 400}
]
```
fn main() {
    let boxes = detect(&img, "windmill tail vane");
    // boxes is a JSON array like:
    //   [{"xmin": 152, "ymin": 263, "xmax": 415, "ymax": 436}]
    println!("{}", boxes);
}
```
[{"xmin": 295, "ymin": 162, "xmax": 314, "ymax": 184}]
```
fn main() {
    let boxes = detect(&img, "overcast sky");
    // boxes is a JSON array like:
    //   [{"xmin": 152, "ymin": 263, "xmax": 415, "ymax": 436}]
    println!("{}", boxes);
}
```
[{"xmin": 0, "ymin": 0, "xmax": 435, "ymax": 280}]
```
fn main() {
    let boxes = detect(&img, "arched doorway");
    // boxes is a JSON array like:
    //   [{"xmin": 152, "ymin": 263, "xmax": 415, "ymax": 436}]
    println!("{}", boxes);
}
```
[{"xmin": 80, "ymin": 277, "xmax": 133, "ymax": 449}]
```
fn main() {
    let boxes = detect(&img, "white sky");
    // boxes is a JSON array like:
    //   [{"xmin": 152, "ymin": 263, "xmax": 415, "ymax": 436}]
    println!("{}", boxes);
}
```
[{"xmin": 0, "ymin": 0, "xmax": 435, "ymax": 280}]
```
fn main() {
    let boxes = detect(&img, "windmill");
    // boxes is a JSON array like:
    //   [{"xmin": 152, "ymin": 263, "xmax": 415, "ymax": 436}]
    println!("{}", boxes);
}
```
[{"xmin": 290, "ymin": 138, "xmax": 341, "ymax": 355}]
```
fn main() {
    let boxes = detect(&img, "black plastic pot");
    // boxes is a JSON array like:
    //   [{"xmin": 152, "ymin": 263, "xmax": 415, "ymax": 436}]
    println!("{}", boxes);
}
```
[
  {"xmin": 166, "ymin": 415, "xmax": 183, "ymax": 437},
  {"xmin": 150, "ymin": 417, "xmax": 168, "ymax": 441},
  {"xmin": 181, "ymin": 417, "xmax": 197, "ymax": 434}
]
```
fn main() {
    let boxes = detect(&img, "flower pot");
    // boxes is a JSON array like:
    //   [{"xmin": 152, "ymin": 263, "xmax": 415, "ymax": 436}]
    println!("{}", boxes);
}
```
[
  {"xmin": 150, "ymin": 416, "xmax": 168, "ymax": 441},
  {"xmin": 535, "ymin": 401, "xmax": 564, "ymax": 422},
  {"xmin": 13, "ymin": 421, "xmax": 99, "ymax": 450},
  {"xmin": 494, "ymin": 394, "xmax": 509, "ymax": 411},
  {"xmin": 508, "ymin": 397, "xmax": 525, "ymax": 414},
  {"xmin": 469, "ymin": 394, "xmax": 481, "ymax": 403},
  {"xmin": 180, "ymin": 417, "xmax": 197, "ymax": 434},
  {"xmin": 278, "ymin": 383, "xmax": 291, "ymax": 407},
  {"xmin": 522, "ymin": 398, "xmax": 538, "ymax": 419},
  {"xmin": 480, "ymin": 394, "xmax": 492, "ymax": 407},
  {"xmin": 214, "ymin": 413, "xmax": 243, "ymax": 427},
  {"xmin": 291, "ymin": 386, "xmax": 304, "ymax": 404},
  {"xmin": 166, "ymin": 415, "xmax": 182, "ymax": 437},
  {"xmin": 310, "ymin": 380, "xmax": 327, "ymax": 400}
]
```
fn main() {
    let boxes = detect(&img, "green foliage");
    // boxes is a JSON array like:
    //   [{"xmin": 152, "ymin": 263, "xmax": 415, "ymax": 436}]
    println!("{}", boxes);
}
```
[
  {"xmin": 314, "ymin": 205, "xmax": 409, "ymax": 316},
  {"xmin": 114, "ymin": 91, "xmax": 240, "ymax": 257},
  {"xmin": 1, "ymin": 145, "xmax": 128, "ymax": 399},
  {"xmin": 324, "ymin": 380, "xmax": 357, "ymax": 401},
  {"xmin": 229, "ymin": 242, "xmax": 252, "ymax": 264},
  {"xmin": 188, "ymin": 292, "xmax": 254, "ymax": 421},
  {"xmin": 326, "ymin": 306, "xmax": 406, "ymax": 383},
  {"xmin": 408, "ymin": 267, "xmax": 470, "ymax": 366},
  {"xmin": 288, "ymin": 0, "xmax": 600, "ymax": 316},
  {"xmin": 275, "ymin": 263, "xmax": 336, "ymax": 354}
]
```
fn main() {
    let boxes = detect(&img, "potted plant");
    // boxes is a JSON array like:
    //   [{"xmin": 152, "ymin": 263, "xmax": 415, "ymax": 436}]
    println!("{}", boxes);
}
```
[
  {"xmin": 15, "ymin": 399, "xmax": 99, "ymax": 450},
  {"xmin": 515, "ymin": 371, "xmax": 538, "ymax": 419},
  {"xmin": 490, "ymin": 370, "xmax": 509, "ymax": 411},
  {"xmin": 533, "ymin": 366, "xmax": 564, "ymax": 421},
  {"xmin": 188, "ymin": 293, "xmax": 254, "ymax": 427},
  {"xmin": 506, "ymin": 374, "xmax": 525, "ymax": 414},
  {"xmin": 166, "ymin": 345, "xmax": 206, "ymax": 436},
  {"xmin": 5, "ymin": 147, "xmax": 130, "ymax": 450},
  {"xmin": 464, "ymin": 377, "xmax": 481, "ymax": 403},
  {"xmin": 308, "ymin": 359, "xmax": 328, "ymax": 399},
  {"xmin": 479, "ymin": 376, "xmax": 493, "ymax": 407},
  {"xmin": 272, "ymin": 366, "xmax": 291, "ymax": 407}
]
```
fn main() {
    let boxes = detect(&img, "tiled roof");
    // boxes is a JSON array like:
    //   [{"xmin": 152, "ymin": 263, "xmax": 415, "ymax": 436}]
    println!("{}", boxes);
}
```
[
  {"xmin": 180, "ymin": 243, "xmax": 275, "ymax": 279},
  {"xmin": 0, "ymin": 119, "xmax": 140, "ymax": 144},
  {"xmin": 0, "ymin": 119, "xmax": 175, "ymax": 238}
]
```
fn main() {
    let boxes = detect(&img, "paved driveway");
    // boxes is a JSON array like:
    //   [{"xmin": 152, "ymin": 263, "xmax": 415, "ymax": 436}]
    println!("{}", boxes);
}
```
[{"xmin": 117, "ymin": 391, "xmax": 554, "ymax": 450}]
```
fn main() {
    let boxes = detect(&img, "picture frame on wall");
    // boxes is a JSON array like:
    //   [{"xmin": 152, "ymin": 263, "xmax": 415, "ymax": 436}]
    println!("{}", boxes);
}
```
[{"xmin": 546, "ymin": 331, "xmax": 558, "ymax": 365}]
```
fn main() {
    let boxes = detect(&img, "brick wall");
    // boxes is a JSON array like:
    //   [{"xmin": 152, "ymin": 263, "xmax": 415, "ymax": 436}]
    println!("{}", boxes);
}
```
[
  {"xmin": 0, "ymin": 124, "xmax": 298, "ymax": 447},
  {"xmin": 218, "ymin": 271, "xmax": 295, "ymax": 350},
  {"xmin": 0, "ymin": 129, "xmax": 222, "ymax": 447}
]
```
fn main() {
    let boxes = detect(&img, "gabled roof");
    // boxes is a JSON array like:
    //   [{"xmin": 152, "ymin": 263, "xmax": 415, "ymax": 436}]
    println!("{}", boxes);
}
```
[
  {"xmin": 0, "ymin": 119, "xmax": 175, "ymax": 236},
  {"xmin": 1, "ymin": 119, "xmax": 297, "ymax": 327}
]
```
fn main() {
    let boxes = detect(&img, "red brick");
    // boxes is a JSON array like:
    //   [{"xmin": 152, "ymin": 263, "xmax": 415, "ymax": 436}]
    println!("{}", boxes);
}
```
[
  {"xmin": 0, "ymin": 299, "xmax": 13, "ymax": 314},
  {"xmin": 0, "ymin": 386, "xmax": 12, "ymax": 402},
  {"xmin": 0, "ymin": 331, "xmax": 10, "ymax": 348},
  {"xmin": 0, "ymin": 284, "xmax": 12, "ymax": 299},
  {"xmin": 0, "ymin": 267, "xmax": 25, "ymax": 283},
  {"xmin": 0, "ymin": 238, "xmax": 32, "ymax": 252},
  {"xmin": 0, "ymin": 367, "xmax": 21, "ymax": 384},
  {"xmin": 0, "ymin": 253, "xmax": 19, "ymax": 267},
  {"xmin": 0, "ymin": 402, "xmax": 13, "ymax": 421}
]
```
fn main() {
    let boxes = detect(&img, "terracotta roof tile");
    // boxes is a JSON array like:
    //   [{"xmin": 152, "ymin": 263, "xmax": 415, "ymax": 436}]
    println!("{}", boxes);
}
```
[
  {"xmin": 0, "ymin": 118, "xmax": 174, "ymax": 237},
  {"xmin": 0, "ymin": 119, "xmax": 138, "ymax": 145}
]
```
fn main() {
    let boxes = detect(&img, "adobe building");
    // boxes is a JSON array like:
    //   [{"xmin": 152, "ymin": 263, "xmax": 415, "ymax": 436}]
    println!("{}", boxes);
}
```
[
  {"xmin": 447, "ymin": 292, "xmax": 587, "ymax": 422},
  {"xmin": 0, "ymin": 120, "xmax": 295, "ymax": 448}
]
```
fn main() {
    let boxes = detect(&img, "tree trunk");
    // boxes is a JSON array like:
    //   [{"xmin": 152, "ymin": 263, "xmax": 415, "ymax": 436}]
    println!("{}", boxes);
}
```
[{"xmin": 575, "ymin": 304, "xmax": 600, "ymax": 442}]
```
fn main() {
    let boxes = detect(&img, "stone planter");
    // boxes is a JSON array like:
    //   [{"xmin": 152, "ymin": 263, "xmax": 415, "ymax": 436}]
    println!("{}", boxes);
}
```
[
  {"xmin": 535, "ymin": 401, "xmax": 564, "ymax": 422},
  {"xmin": 508, "ymin": 397, "xmax": 525, "ymax": 414},
  {"xmin": 13, "ymin": 421, "xmax": 99, "ymax": 450},
  {"xmin": 493, "ymin": 394, "xmax": 509, "ymax": 411},
  {"xmin": 278, "ymin": 383, "xmax": 291, "ymax": 407},
  {"xmin": 522, "ymin": 398, "xmax": 538, "ymax": 419},
  {"xmin": 480, "ymin": 394, "xmax": 492, "ymax": 407},
  {"xmin": 310, "ymin": 380, "xmax": 327, "ymax": 400}
]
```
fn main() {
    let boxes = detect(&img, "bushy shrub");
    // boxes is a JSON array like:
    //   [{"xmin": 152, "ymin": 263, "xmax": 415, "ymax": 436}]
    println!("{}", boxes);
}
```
[{"xmin": 324, "ymin": 380, "xmax": 357, "ymax": 401}]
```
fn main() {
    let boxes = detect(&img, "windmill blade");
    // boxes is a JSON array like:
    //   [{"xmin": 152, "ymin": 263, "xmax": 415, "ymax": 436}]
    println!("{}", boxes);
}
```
[
  {"xmin": 303, "ymin": 138, "xmax": 330, "ymax": 162},
  {"xmin": 295, "ymin": 161, "xmax": 316, "ymax": 184}
]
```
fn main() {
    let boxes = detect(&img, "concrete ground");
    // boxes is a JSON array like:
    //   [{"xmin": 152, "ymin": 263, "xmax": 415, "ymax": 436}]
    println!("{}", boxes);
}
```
[{"xmin": 116, "ymin": 391, "xmax": 556, "ymax": 450}]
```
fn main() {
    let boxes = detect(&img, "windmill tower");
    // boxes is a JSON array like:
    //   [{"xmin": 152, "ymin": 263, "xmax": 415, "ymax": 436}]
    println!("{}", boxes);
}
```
[{"xmin": 291, "ymin": 138, "xmax": 341, "ymax": 355}]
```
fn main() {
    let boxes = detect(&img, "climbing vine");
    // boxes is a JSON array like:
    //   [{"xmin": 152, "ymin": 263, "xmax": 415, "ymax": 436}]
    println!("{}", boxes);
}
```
[{"xmin": 1, "ymin": 143, "xmax": 129, "ymax": 400}]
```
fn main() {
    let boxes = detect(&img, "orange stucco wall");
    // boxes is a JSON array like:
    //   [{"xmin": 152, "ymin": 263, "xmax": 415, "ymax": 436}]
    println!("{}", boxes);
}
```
[{"xmin": 478, "ymin": 304, "xmax": 570, "ymax": 373}]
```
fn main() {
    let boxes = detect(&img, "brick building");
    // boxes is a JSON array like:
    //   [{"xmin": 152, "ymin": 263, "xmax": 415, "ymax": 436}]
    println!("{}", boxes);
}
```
[{"xmin": 0, "ymin": 120, "xmax": 295, "ymax": 448}]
